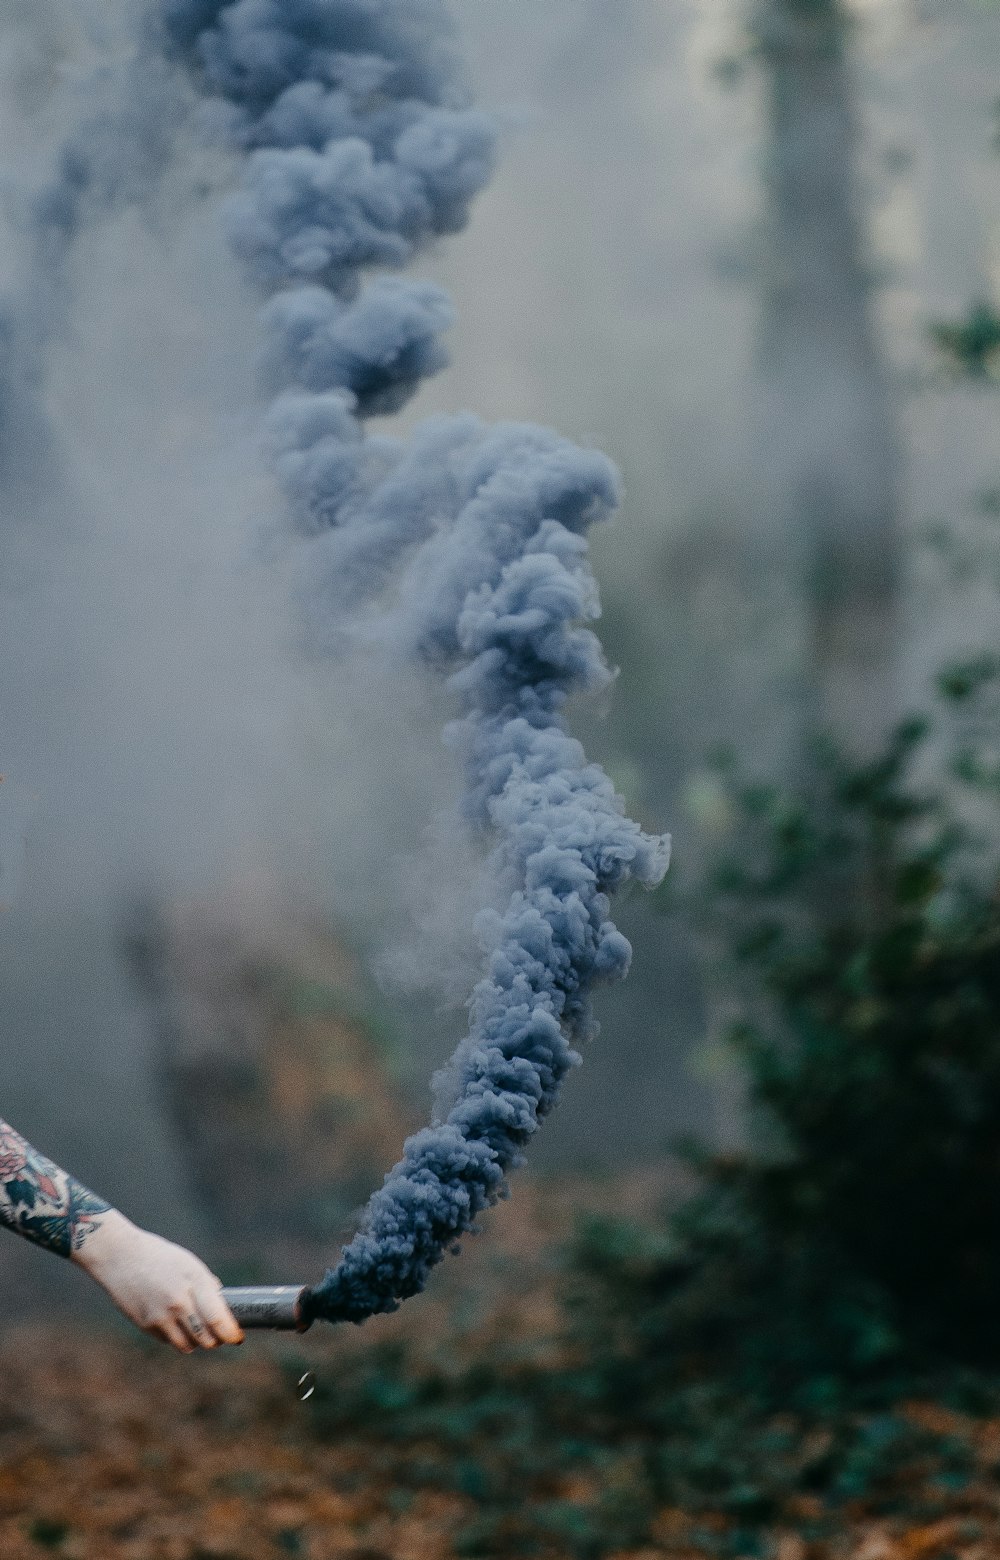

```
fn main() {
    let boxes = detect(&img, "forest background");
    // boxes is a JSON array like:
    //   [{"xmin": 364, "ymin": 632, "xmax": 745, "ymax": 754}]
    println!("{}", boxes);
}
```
[{"xmin": 1, "ymin": 1, "xmax": 1000, "ymax": 1557}]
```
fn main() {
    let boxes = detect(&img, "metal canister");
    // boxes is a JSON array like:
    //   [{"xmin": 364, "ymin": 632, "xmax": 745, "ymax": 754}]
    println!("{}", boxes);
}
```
[{"xmin": 220, "ymin": 1284, "xmax": 313, "ymax": 1331}]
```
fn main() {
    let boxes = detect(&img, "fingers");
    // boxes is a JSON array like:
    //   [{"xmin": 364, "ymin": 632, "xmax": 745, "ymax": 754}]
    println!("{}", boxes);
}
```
[
  {"xmin": 152, "ymin": 1314, "xmax": 197, "ymax": 1355},
  {"xmin": 178, "ymin": 1274, "xmax": 246, "ymax": 1349},
  {"xmin": 183, "ymin": 1309, "xmax": 213, "ymax": 1350},
  {"xmin": 193, "ymin": 1281, "xmax": 245, "ymax": 1347},
  {"xmin": 147, "ymin": 1288, "xmax": 244, "ymax": 1353}
]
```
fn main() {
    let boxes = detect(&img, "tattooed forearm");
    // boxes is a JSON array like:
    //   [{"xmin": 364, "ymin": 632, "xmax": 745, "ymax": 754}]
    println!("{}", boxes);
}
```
[{"xmin": 0, "ymin": 1118, "xmax": 111, "ymax": 1258}]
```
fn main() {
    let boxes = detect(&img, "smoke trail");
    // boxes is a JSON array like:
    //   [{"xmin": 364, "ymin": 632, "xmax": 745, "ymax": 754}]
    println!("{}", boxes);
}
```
[{"xmin": 162, "ymin": 0, "xmax": 669, "ymax": 1324}]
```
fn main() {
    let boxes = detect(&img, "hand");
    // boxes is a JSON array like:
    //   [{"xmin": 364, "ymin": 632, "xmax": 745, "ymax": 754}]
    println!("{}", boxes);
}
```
[{"xmin": 73, "ymin": 1209, "xmax": 244, "ymax": 1353}]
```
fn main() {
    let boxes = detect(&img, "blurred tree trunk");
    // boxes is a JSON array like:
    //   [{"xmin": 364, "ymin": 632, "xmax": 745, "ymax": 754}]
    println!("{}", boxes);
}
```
[
  {"xmin": 753, "ymin": 0, "xmax": 904, "ymax": 758},
  {"xmin": 122, "ymin": 895, "xmax": 413, "ymax": 1281}
]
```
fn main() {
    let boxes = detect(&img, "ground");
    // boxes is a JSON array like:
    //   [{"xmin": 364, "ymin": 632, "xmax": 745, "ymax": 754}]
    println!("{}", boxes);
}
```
[
  {"xmin": 3, "ymin": 1324, "xmax": 1000, "ymax": 1560},
  {"xmin": 3, "ymin": 1175, "xmax": 1000, "ymax": 1560}
]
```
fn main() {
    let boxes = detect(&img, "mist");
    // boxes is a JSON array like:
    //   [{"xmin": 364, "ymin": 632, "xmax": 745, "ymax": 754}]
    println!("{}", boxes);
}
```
[
  {"xmin": 0, "ymin": 0, "xmax": 998, "ymax": 1316},
  {"xmin": 0, "ymin": 1, "xmax": 480, "ymax": 1308}
]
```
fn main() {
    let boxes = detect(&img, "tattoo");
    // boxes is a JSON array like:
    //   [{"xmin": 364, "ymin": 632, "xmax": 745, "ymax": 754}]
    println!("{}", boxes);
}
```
[{"xmin": 0, "ymin": 1118, "xmax": 111, "ymax": 1258}]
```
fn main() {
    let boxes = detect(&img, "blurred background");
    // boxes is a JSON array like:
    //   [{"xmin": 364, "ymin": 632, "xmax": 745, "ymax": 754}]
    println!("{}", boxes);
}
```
[
  {"xmin": 0, "ymin": 0, "xmax": 997, "ymax": 1300},
  {"xmin": 1, "ymin": 4, "xmax": 1000, "ymax": 1554}
]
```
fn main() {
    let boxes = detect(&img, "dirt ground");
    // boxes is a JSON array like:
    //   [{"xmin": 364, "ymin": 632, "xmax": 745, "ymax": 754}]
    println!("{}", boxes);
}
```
[
  {"xmin": 4, "ymin": 1176, "xmax": 1000, "ymax": 1560},
  {"xmin": 3, "ymin": 1323, "xmax": 1000, "ymax": 1560}
]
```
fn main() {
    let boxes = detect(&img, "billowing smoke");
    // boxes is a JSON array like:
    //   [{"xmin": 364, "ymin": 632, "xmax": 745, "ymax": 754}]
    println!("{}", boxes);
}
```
[{"xmin": 161, "ymin": 0, "xmax": 669, "ymax": 1323}]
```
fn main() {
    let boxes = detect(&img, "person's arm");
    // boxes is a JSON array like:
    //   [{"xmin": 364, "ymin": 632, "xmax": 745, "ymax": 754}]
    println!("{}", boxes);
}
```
[{"xmin": 0, "ymin": 1117, "xmax": 243, "ymax": 1353}]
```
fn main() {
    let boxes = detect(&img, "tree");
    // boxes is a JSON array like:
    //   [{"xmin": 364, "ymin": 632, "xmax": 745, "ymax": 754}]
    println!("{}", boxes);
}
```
[{"xmin": 752, "ymin": 0, "xmax": 904, "ymax": 758}]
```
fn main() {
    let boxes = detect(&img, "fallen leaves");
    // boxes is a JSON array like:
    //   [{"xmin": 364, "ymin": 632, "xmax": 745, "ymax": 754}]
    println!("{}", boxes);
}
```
[{"xmin": 5, "ymin": 1302, "xmax": 1000, "ymax": 1560}]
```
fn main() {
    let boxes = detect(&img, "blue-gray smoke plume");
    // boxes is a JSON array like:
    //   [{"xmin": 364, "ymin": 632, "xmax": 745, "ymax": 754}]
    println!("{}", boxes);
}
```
[{"xmin": 162, "ymin": 0, "xmax": 670, "ymax": 1324}]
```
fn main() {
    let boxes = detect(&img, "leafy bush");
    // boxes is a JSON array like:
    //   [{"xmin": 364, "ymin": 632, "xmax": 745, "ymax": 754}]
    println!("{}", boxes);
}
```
[
  {"xmin": 595, "ymin": 650, "xmax": 1000, "ymax": 1393},
  {"xmin": 931, "ymin": 302, "xmax": 1000, "ymax": 379}
]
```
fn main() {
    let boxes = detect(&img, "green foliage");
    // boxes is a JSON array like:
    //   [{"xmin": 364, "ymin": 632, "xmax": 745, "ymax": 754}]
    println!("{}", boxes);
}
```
[
  {"xmin": 295, "ymin": 1339, "xmax": 657, "ymax": 1559},
  {"xmin": 633, "ymin": 654, "xmax": 1000, "ymax": 1385},
  {"xmin": 28, "ymin": 1518, "xmax": 70, "ymax": 1550},
  {"xmin": 930, "ymin": 302, "xmax": 1000, "ymax": 379},
  {"xmin": 294, "ymin": 1319, "xmax": 986, "ymax": 1557}
]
